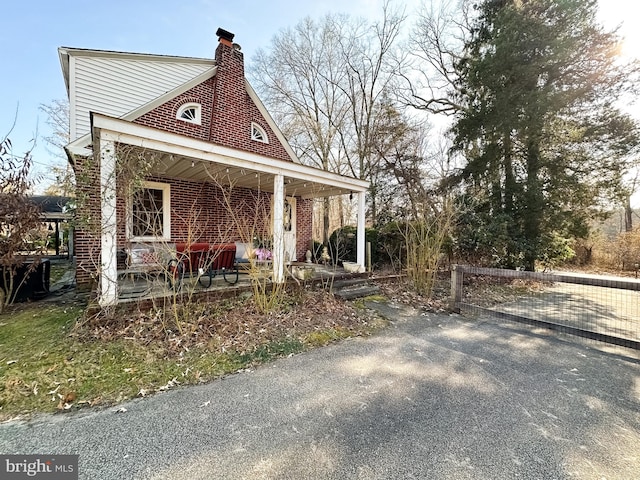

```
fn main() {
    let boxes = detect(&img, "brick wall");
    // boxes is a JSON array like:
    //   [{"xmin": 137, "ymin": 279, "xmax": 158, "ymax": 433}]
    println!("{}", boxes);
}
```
[
  {"xmin": 296, "ymin": 198, "xmax": 313, "ymax": 260},
  {"xmin": 115, "ymin": 175, "xmax": 273, "ymax": 247},
  {"xmin": 72, "ymin": 155, "xmax": 101, "ymax": 290},
  {"xmin": 134, "ymin": 82, "xmax": 214, "ymax": 142},
  {"xmin": 134, "ymin": 40, "xmax": 292, "ymax": 163}
]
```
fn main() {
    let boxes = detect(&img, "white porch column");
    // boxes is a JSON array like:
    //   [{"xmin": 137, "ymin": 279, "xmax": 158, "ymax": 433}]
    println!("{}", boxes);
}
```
[
  {"xmin": 356, "ymin": 190, "xmax": 366, "ymax": 272},
  {"xmin": 272, "ymin": 174, "xmax": 285, "ymax": 283},
  {"xmin": 98, "ymin": 137, "xmax": 118, "ymax": 307}
]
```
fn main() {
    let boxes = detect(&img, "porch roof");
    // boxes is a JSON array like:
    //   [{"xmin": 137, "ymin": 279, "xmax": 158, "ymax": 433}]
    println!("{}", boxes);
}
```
[{"xmin": 88, "ymin": 113, "xmax": 369, "ymax": 199}]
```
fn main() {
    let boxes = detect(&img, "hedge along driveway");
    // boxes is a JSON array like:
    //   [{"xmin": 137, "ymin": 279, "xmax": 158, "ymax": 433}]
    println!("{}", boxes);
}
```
[{"xmin": 1, "ymin": 302, "xmax": 640, "ymax": 479}]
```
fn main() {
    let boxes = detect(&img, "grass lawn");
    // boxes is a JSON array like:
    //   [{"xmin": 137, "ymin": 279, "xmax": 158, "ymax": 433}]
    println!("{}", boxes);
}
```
[{"xmin": 0, "ymin": 294, "xmax": 387, "ymax": 421}]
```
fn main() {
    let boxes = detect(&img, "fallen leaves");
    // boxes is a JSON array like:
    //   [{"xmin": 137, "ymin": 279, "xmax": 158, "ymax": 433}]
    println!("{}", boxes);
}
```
[
  {"xmin": 73, "ymin": 291, "xmax": 373, "ymax": 359},
  {"xmin": 64, "ymin": 392, "xmax": 77, "ymax": 403},
  {"xmin": 378, "ymin": 275, "xmax": 549, "ymax": 311},
  {"xmin": 56, "ymin": 400, "xmax": 73, "ymax": 410},
  {"xmin": 379, "ymin": 282, "xmax": 449, "ymax": 312},
  {"xmin": 0, "ymin": 289, "xmax": 386, "ymax": 418},
  {"xmin": 54, "ymin": 391, "xmax": 77, "ymax": 411},
  {"xmin": 158, "ymin": 378, "xmax": 180, "ymax": 391},
  {"xmin": 47, "ymin": 385, "xmax": 61, "ymax": 395}
]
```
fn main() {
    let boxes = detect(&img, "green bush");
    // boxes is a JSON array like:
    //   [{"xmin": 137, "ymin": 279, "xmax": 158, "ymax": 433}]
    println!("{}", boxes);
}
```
[
  {"xmin": 377, "ymin": 221, "xmax": 407, "ymax": 270},
  {"xmin": 537, "ymin": 232, "xmax": 575, "ymax": 270},
  {"xmin": 328, "ymin": 226, "xmax": 381, "ymax": 267}
]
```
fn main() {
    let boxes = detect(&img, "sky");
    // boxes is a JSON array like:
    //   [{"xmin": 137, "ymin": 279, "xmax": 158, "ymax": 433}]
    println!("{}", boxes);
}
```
[{"xmin": 1, "ymin": 0, "xmax": 638, "ymax": 193}]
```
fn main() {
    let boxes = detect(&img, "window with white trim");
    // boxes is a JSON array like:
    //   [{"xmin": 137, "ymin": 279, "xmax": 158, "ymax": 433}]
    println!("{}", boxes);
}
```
[
  {"xmin": 251, "ymin": 122, "xmax": 268, "ymax": 143},
  {"xmin": 176, "ymin": 103, "xmax": 201, "ymax": 125},
  {"xmin": 130, "ymin": 181, "xmax": 171, "ymax": 240}
]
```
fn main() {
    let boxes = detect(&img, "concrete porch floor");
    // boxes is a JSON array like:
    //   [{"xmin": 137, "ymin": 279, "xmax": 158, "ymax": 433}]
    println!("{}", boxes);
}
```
[{"xmin": 116, "ymin": 263, "xmax": 362, "ymax": 304}]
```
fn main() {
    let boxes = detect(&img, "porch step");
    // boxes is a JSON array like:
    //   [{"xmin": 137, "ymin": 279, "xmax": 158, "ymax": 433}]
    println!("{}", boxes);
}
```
[
  {"xmin": 332, "ymin": 277, "xmax": 372, "ymax": 289},
  {"xmin": 334, "ymin": 284, "xmax": 380, "ymax": 300}
]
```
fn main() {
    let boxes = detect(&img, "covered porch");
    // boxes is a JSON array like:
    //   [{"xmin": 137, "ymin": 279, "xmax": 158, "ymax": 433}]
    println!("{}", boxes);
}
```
[
  {"xmin": 87, "ymin": 113, "xmax": 369, "ymax": 307},
  {"xmin": 116, "ymin": 261, "xmax": 364, "ymax": 305}
]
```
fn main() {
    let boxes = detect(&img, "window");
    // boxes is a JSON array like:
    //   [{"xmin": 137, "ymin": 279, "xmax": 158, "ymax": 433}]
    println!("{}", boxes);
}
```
[
  {"xmin": 251, "ymin": 122, "xmax": 268, "ymax": 143},
  {"xmin": 176, "ymin": 103, "xmax": 201, "ymax": 125},
  {"xmin": 130, "ymin": 181, "xmax": 171, "ymax": 240}
]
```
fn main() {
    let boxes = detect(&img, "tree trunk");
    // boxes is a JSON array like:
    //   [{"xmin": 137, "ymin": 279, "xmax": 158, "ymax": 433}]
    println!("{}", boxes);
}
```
[
  {"xmin": 323, "ymin": 197, "xmax": 330, "ymax": 245},
  {"xmin": 503, "ymin": 129, "xmax": 516, "ymax": 217},
  {"xmin": 624, "ymin": 195, "xmax": 633, "ymax": 232},
  {"xmin": 523, "ymin": 140, "xmax": 543, "ymax": 271},
  {"xmin": 369, "ymin": 184, "xmax": 377, "ymax": 228}
]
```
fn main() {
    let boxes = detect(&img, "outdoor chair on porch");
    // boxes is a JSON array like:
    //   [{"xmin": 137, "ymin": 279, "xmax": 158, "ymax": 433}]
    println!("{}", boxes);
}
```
[{"xmin": 117, "ymin": 242, "xmax": 177, "ymax": 298}]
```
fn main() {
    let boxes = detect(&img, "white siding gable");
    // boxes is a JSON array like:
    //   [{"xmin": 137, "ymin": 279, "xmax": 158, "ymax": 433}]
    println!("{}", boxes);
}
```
[{"xmin": 68, "ymin": 53, "xmax": 213, "ymax": 140}]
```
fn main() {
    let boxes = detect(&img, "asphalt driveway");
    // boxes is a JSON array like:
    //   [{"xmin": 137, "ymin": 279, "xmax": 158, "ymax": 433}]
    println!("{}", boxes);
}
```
[{"xmin": 2, "ymin": 302, "xmax": 639, "ymax": 479}]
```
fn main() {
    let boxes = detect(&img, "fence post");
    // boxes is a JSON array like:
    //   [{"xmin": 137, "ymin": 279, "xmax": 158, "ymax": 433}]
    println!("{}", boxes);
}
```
[{"xmin": 450, "ymin": 264, "xmax": 463, "ymax": 313}]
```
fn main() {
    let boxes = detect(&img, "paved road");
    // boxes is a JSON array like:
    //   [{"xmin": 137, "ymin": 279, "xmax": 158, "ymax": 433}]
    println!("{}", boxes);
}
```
[{"xmin": 2, "ymin": 302, "xmax": 640, "ymax": 479}]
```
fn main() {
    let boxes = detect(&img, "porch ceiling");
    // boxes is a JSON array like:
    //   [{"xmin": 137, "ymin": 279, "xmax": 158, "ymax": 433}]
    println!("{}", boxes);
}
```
[
  {"xmin": 142, "ymin": 148, "xmax": 347, "ymax": 199},
  {"xmin": 90, "ymin": 113, "xmax": 369, "ymax": 199}
]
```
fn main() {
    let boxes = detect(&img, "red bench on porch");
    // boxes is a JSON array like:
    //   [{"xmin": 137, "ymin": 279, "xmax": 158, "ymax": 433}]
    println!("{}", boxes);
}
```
[{"xmin": 172, "ymin": 242, "xmax": 239, "ymax": 287}]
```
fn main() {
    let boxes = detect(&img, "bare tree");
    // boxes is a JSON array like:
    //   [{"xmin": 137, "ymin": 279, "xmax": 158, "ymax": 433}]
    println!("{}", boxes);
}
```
[
  {"xmin": 332, "ymin": 2, "xmax": 406, "ymax": 178},
  {"xmin": 252, "ymin": 16, "xmax": 350, "ymax": 244},
  {"xmin": 251, "ymin": 2, "xmax": 407, "ymax": 233},
  {"xmin": 400, "ymin": 0, "xmax": 472, "ymax": 116},
  {"xmin": 332, "ymin": 2, "xmax": 408, "ymax": 226},
  {"xmin": 368, "ymin": 96, "xmax": 426, "ymax": 221},
  {"xmin": 370, "ymin": 98, "xmax": 455, "ymax": 222},
  {"xmin": 39, "ymin": 99, "xmax": 74, "ymax": 196},
  {"xmin": 621, "ymin": 151, "xmax": 640, "ymax": 231}
]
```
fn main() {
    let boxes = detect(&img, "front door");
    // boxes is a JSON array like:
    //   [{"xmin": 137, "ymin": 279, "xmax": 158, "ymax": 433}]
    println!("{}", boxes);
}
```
[{"xmin": 283, "ymin": 196, "xmax": 297, "ymax": 262}]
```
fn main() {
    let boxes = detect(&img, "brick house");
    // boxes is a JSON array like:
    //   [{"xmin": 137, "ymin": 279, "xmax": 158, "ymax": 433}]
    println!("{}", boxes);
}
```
[{"xmin": 59, "ymin": 28, "xmax": 368, "ymax": 307}]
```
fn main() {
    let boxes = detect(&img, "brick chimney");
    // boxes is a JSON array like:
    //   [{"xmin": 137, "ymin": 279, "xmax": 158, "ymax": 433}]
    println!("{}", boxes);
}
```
[
  {"xmin": 211, "ymin": 28, "xmax": 249, "ymax": 147},
  {"xmin": 208, "ymin": 28, "xmax": 290, "ymax": 161}
]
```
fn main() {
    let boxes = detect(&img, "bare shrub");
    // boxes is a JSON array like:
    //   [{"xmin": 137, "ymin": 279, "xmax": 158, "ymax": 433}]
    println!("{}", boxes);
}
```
[{"xmin": 0, "ymin": 136, "xmax": 46, "ymax": 309}]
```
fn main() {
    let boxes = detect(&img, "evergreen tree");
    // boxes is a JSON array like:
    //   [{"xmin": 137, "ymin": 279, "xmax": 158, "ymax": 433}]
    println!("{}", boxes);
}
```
[{"xmin": 449, "ymin": 0, "xmax": 639, "ymax": 270}]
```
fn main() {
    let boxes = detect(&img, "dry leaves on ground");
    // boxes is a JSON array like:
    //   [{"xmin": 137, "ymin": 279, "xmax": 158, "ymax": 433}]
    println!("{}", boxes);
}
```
[
  {"xmin": 377, "ymin": 279, "xmax": 450, "ymax": 313},
  {"xmin": 73, "ymin": 290, "xmax": 379, "ymax": 356}
]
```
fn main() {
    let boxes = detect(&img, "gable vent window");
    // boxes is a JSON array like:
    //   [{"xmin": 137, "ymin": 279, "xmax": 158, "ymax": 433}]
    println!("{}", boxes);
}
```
[
  {"xmin": 251, "ymin": 122, "xmax": 269, "ymax": 144},
  {"xmin": 177, "ymin": 103, "xmax": 201, "ymax": 125}
]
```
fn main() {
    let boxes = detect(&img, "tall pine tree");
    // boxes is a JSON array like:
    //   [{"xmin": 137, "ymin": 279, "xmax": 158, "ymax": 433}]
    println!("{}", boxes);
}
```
[{"xmin": 450, "ymin": 0, "xmax": 638, "ymax": 270}]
